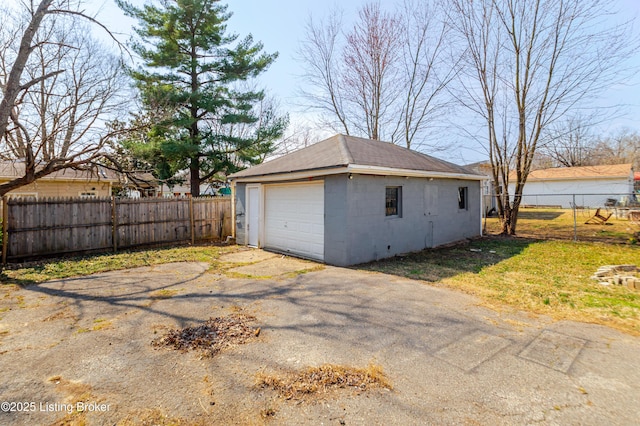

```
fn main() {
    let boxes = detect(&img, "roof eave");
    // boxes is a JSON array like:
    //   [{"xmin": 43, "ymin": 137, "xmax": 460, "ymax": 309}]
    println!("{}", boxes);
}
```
[
  {"xmin": 230, "ymin": 166, "xmax": 349, "ymax": 183},
  {"xmin": 347, "ymin": 165, "xmax": 485, "ymax": 180},
  {"xmin": 230, "ymin": 164, "xmax": 484, "ymax": 183},
  {"xmin": 526, "ymin": 175, "xmax": 630, "ymax": 182}
]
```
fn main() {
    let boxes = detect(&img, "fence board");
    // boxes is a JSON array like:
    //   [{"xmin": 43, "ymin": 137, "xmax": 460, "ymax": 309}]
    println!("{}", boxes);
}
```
[{"xmin": 2, "ymin": 196, "xmax": 232, "ymax": 262}]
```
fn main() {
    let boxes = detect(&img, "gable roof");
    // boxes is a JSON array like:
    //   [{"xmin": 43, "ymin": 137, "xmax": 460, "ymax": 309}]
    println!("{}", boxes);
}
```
[
  {"xmin": 230, "ymin": 134, "xmax": 481, "ymax": 181},
  {"xmin": 524, "ymin": 163, "xmax": 633, "ymax": 181},
  {"xmin": 0, "ymin": 162, "xmax": 119, "ymax": 182}
]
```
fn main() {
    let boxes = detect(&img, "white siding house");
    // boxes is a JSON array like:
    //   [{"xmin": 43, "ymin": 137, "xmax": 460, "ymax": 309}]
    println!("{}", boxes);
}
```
[{"xmin": 509, "ymin": 164, "xmax": 635, "ymax": 208}]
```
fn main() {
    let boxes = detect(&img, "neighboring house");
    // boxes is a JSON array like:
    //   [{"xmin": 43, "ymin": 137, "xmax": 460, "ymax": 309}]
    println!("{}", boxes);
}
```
[
  {"xmin": 635, "ymin": 172, "xmax": 640, "ymax": 194},
  {"xmin": 116, "ymin": 172, "xmax": 160, "ymax": 198},
  {"xmin": 465, "ymin": 160, "xmax": 498, "ymax": 215},
  {"xmin": 508, "ymin": 163, "xmax": 635, "ymax": 208},
  {"xmin": 159, "ymin": 182, "xmax": 220, "ymax": 197},
  {"xmin": 0, "ymin": 162, "xmax": 118, "ymax": 198},
  {"xmin": 229, "ymin": 134, "xmax": 484, "ymax": 266}
]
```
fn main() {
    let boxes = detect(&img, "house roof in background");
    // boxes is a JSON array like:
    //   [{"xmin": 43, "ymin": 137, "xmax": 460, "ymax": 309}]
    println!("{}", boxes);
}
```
[
  {"xmin": 230, "ymin": 134, "xmax": 480, "ymax": 180},
  {"xmin": 0, "ymin": 162, "xmax": 119, "ymax": 182},
  {"xmin": 122, "ymin": 172, "xmax": 159, "ymax": 189},
  {"xmin": 525, "ymin": 164, "xmax": 633, "ymax": 181},
  {"xmin": 464, "ymin": 161, "xmax": 493, "ymax": 176}
]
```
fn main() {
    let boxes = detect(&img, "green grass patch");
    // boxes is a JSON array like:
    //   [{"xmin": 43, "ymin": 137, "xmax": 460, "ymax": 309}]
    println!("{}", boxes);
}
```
[
  {"xmin": 1, "ymin": 244, "xmax": 239, "ymax": 285},
  {"xmin": 361, "ymin": 237, "xmax": 640, "ymax": 335}
]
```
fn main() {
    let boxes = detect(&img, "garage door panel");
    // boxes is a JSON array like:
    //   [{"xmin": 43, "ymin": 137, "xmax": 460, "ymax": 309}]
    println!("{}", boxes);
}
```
[{"xmin": 264, "ymin": 183, "xmax": 324, "ymax": 261}]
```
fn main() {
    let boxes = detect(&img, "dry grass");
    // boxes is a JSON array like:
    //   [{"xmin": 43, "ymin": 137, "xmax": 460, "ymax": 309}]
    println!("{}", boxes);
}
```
[
  {"xmin": 149, "ymin": 289, "xmax": 180, "ymax": 299},
  {"xmin": 48, "ymin": 375, "xmax": 93, "ymax": 404},
  {"xmin": 47, "ymin": 375, "xmax": 94, "ymax": 426},
  {"xmin": 256, "ymin": 363, "xmax": 392, "ymax": 401},
  {"xmin": 151, "ymin": 313, "xmax": 260, "ymax": 357},
  {"xmin": 91, "ymin": 318, "xmax": 112, "ymax": 331},
  {"xmin": 1, "ymin": 244, "xmax": 239, "ymax": 285},
  {"xmin": 117, "ymin": 409, "xmax": 208, "ymax": 426},
  {"xmin": 43, "ymin": 308, "xmax": 77, "ymax": 322},
  {"xmin": 484, "ymin": 208, "xmax": 639, "ymax": 244}
]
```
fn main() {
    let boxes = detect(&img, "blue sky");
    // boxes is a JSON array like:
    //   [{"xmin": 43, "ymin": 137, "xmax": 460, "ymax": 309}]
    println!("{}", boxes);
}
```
[
  {"xmin": 93, "ymin": 0, "xmax": 640, "ymax": 162},
  {"xmin": 6, "ymin": 0, "xmax": 640, "ymax": 163}
]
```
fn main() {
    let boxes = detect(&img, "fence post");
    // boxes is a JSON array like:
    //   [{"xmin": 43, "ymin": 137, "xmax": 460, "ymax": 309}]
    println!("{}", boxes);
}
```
[
  {"xmin": 111, "ymin": 196, "xmax": 118, "ymax": 252},
  {"xmin": 2, "ymin": 196, "xmax": 8, "ymax": 264},
  {"xmin": 189, "ymin": 196, "xmax": 195, "ymax": 245},
  {"xmin": 572, "ymin": 194, "xmax": 577, "ymax": 242}
]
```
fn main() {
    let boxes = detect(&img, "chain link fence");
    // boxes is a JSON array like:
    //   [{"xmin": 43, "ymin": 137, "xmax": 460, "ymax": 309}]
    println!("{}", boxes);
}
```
[{"xmin": 483, "ymin": 193, "xmax": 640, "ymax": 243}]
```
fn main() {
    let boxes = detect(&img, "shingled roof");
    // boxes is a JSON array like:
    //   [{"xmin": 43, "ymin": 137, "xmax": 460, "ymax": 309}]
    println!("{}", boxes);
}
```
[
  {"xmin": 230, "ymin": 134, "xmax": 479, "ymax": 180},
  {"xmin": 523, "ymin": 163, "xmax": 633, "ymax": 181},
  {"xmin": 0, "ymin": 162, "xmax": 119, "ymax": 181}
]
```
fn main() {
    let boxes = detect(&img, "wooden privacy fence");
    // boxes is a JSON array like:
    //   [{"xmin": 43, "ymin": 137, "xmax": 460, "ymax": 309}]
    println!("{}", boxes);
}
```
[{"xmin": 1, "ymin": 196, "xmax": 232, "ymax": 263}]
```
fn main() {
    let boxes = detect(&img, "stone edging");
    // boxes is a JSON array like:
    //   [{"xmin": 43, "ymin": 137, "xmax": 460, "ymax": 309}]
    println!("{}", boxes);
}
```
[{"xmin": 591, "ymin": 265, "xmax": 640, "ymax": 290}]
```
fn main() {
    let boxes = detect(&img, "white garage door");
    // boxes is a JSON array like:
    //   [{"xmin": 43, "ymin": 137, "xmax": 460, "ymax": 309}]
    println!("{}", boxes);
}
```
[{"xmin": 264, "ymin": 182, "xmax": 324, "ymax": 261}]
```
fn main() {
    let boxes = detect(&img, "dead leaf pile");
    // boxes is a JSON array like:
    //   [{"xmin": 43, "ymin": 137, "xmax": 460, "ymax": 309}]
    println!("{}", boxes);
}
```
[
  {"xmin": 256, "ymin": 363, "xmax": 392, "ymax": 401},
  {"xmin": 152, "ymin": 313, "xmax": 259, "ymax": 357}
]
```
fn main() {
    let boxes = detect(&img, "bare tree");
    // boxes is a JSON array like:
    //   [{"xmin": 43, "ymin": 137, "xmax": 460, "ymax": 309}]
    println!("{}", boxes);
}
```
[
  {"xmin": 449, "ymin": 0, "xmax": 633, "ymax": 234},
  {"xmin": 269, "ymin": 121, "xmax": 322, "ymax": 159},
  {"xmin": 0, "ymin": 0, "xmax": 125, "ymax": 197},
  {"xmin": 298, "ymin": 10, "xmax": 350, "ymax": 136},
  {"xmin": 394, "ymin": 0, "xmax": 456, "ymax": 149},
  {"xmin": 342, "ymin": 3, "xmax": 403, "ymax": 141},
  {"xmin": 591, "ymin": 129, "xmax": 640, "ymax": 169},
  {"xmin": 298, "ymin": 0, "xmax": 454, "ymax": 149},
  {"xmin": 537, "ymin": 116, "xmax": 596, "ymax": 167}
]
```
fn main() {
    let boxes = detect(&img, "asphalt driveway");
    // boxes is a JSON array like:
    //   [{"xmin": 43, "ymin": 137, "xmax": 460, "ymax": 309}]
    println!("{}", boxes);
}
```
[{"xmin": 0, "ymin": 249, "xmax": 638, "ymax": 425}]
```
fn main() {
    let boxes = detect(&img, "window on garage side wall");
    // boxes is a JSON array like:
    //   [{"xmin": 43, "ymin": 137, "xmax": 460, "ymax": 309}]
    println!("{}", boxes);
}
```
[
  {"xmin": 386, "ymin": 186, "xmax": 402, "ymax": 217},
  {"xmin": 458, "ymin": 186, "xmax": 468, "ymax": 210}
]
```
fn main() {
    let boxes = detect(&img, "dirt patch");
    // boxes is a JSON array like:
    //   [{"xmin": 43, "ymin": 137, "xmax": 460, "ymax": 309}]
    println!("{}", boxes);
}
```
[
  {"xmin": 46, "ymin": 375, "xmax": 96, "ymax": 425},
  {"xmin": 256, "ymin": 363, "xmax": 392, "ymax": 401},
  {"xmin": 218, "ymin": 249, "xmax": 277, "ymax": 264},
  {"xmin": 118, "ymin": 409, "xmax": 207, "ymax": 426},
  {"xmin": 151, "ymin": 313, "xmax": 260, "ymax": 358},
  {"xmin": 42, "ymin": 308, "xmax": 77, "ymax": 322},
  {"xmin": 228, "ymin": 256, "xmax": 322, "ymax": 278}
]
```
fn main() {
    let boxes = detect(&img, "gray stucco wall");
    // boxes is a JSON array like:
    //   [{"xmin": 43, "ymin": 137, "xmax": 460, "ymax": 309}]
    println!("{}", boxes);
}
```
[
  {"xmin": 324, "ymin": 175, "xmax": 349, "ymax": 265},
  {"xmin": 233, "ymin": 174, "xmax": 481, "ymax": 266},
  {"xmin": 325, "ymin": 174, "xmax": 482, "ymax": 266}
]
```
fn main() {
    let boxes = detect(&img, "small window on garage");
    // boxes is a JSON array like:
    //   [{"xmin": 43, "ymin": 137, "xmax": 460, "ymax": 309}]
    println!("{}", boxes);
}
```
[
  {"xmin": 386, "ymin": 186, "xmax": 402, "ymax": 217},
  {"xmin": 79, "ymin": 191, "xmax": 97, "ymax": 198},
  {"xmin": 458, "ymin": 186, "xmax": 468, "ymax": 210}
]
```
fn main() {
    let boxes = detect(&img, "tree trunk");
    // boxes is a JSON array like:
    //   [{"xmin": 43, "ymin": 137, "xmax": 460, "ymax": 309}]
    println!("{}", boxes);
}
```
[
  {"xmin": 499, "ymin": 199, "xmax": 520, "ymax": 235},
  {"xmin": 189, "ymin": 157, "xmax": 200, "ymax": 197},
  {"xmin": 0, "ymin": 0, "xmax": 53, "ymax": 141}
]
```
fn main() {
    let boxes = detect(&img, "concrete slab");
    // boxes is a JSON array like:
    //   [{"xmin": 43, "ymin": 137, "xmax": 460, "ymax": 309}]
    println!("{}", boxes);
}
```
[
  {"xmin": 218, "ymin": 248, "xmax": 277, "ymax": 264},
  {"xmin": 228, "ymin": 256, "xmax": 319, "ymax": 277},
  {"xmin": 434, "ymin": 330, "xmax": 511, "ymax": 371},
  {"xmin": 519, "ymin": 330, "xmax": 586, "ymax": 373}
]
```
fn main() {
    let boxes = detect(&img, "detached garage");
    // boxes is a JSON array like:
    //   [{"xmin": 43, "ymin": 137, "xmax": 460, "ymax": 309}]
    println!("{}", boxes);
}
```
[{"xmin": 230, "ymin": 134, "xmax": 484, "ymax": 266}]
